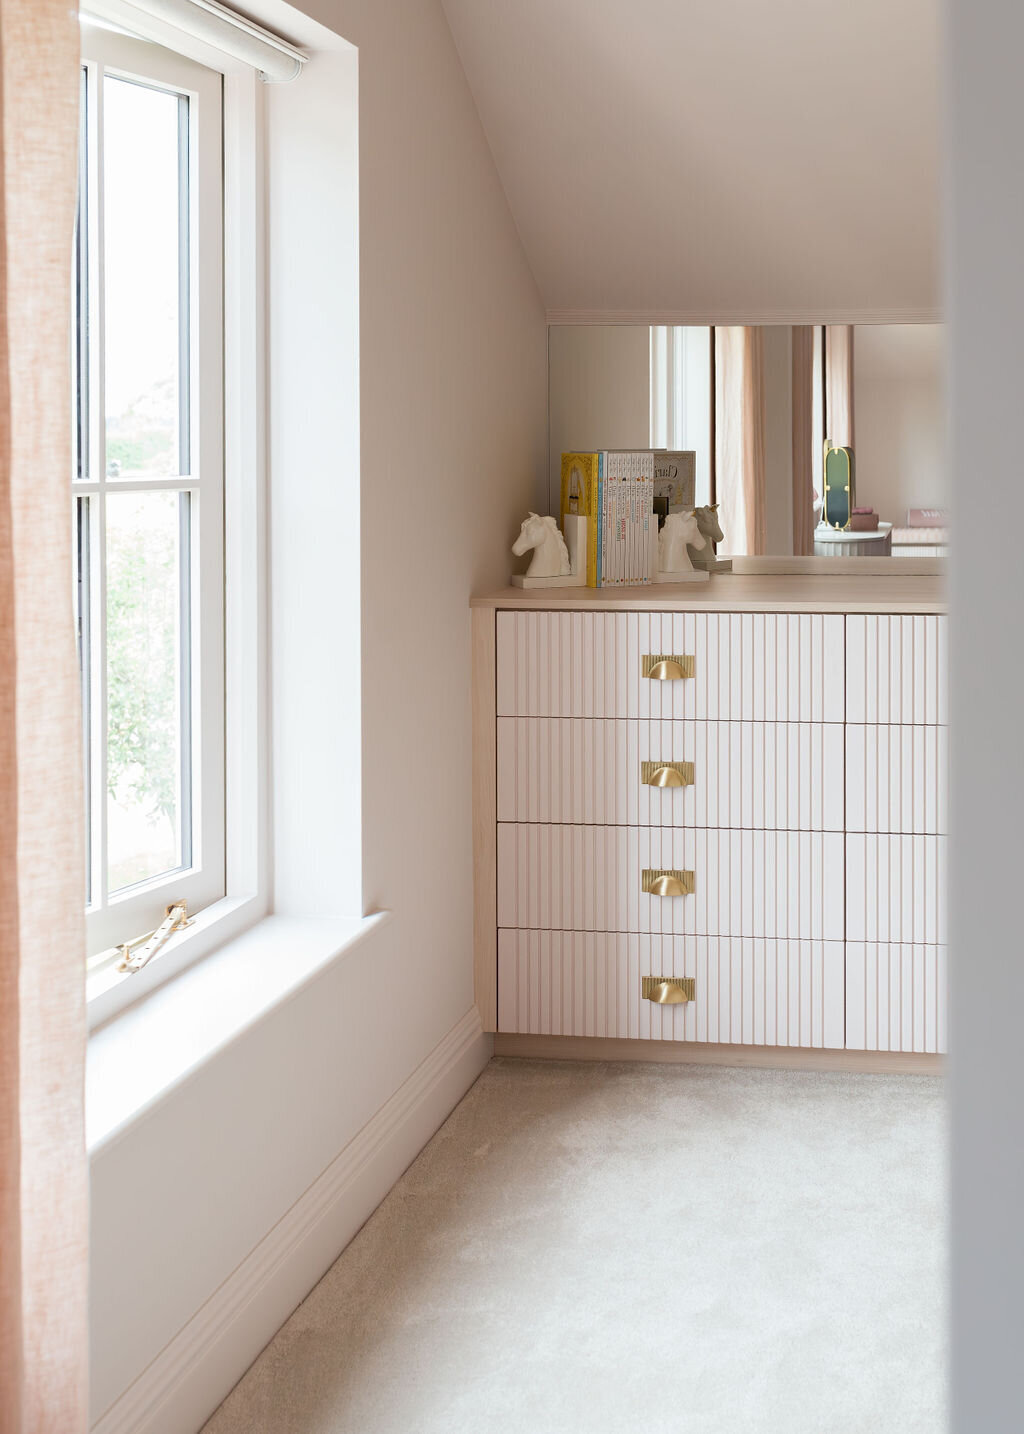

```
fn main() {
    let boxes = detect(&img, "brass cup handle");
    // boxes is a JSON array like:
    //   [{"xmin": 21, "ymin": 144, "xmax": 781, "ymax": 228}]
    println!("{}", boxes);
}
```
[
  {"xmin": 642, "ymin": 653, "xmax": 695, "ymax": 681},
  {"xmin": 642, "ymin": 976, "xmax": 696, "ymax": 1004},
  {"xmin": 641, "ymin": 868, "xmax": 695, "ymax": 897},
  {"xmin": 641, "ymin": 760, "xmax": 694, "ymax": 788},
  {"xmin": 650, "ymin": 873, "xmax": 688, "ymax": 897}
]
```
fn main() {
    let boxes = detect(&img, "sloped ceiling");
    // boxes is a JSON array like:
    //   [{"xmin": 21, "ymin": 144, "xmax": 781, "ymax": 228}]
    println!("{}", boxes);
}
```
[{"xmin": 440, "ymin": 0, "xmax": 941, "ymax": 320}]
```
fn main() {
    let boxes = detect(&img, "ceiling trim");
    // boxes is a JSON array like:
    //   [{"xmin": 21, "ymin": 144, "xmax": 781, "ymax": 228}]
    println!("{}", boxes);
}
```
[{"xmin": 546, "ymin": 307, "xmax": 944, "ymax": 327}]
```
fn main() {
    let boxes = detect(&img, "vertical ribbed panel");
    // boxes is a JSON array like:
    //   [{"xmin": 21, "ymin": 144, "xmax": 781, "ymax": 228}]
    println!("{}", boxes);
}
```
[
  {"xmin": 496, "ymin": 718, "xmax": 844, "ymax": 830},
  {"xmin": 845, "ymin": 942, "xmax": 949, "ymax": 1053},
  {"xmin": 845, "ymin": 615, "xmax": 949, "ymax": 724},
  {"xmin": 495, "ymin": 611, "xmax": 845, "ymax": 719},
  {"xmin": 846, "ymin": 725, "xmax": 948, "ymax": 834},
  {"xmin": 496, "ymin": 929, "xmax": 845, "ymax": 1048},
  {"xmin": 496, "ymin": 824, "xmax": 843, "ymax": 940},
  {"xmin": 845, "ymin": 834, "xmax": 946, "ymax": 944}
]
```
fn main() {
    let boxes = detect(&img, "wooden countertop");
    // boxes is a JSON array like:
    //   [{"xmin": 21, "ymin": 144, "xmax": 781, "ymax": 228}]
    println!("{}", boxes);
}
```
[{"xmin": 471, "ymin": 572, "xmax": 947, "ymax": 615}]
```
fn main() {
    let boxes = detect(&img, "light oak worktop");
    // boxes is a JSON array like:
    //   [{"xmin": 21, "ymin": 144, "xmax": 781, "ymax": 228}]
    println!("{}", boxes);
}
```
[{"xmin": 472, "ymin": 572, "xmax": 947, "ymax": 615}]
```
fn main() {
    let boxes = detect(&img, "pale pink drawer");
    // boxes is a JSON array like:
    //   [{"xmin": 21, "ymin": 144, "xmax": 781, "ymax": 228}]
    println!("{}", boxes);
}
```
[
  {"xmin": 845, "ymin": 834, "xmax": 946, "ymax": 945},
  {"xmin": 846, "ymin": 942, "xmax": 948, "ymax": 1054},
  {"xmin": 496, "ymin": 824, "xmax": 844, "ymax": 941},
  {"xmin": 496, "ymin": 717, "xmax": 844, "ymax": 830},
  {"xmin": 497, "ymin": 928, "xmax": 845, "ymax": 1049},
  {"xmin": 845, "ymin": 615, "xmax": 948, "ymax": 724},
  {"xmin": 846, "ymin": 725, "xmax": 948, "ymax": 834},
  {"xmin": 496, "ymin": 611, "xmax": 845, "ymax": 721}
]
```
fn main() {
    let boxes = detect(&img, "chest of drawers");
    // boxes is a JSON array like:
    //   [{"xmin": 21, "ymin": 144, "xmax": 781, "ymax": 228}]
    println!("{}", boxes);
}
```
[{"xmin": 473, "ymin": 578, "xmax": 948, "ymax": 1064}]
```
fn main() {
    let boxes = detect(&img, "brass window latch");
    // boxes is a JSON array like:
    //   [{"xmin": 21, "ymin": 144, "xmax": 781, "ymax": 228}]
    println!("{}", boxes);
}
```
[{"xmin": 116, "ymin": 900, "xmax": 192, "ymax": 974}]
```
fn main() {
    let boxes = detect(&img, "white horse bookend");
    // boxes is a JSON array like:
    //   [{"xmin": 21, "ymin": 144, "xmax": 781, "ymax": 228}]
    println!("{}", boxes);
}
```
[
  {"xmin": 511, "ymin": 512, "xmax": 587, "ymax": 588},
  {"xmin": 512, "ymin": 513, "xmax": 570, "ymax": 576},
  {"xmin": 654, "ymin": 509, "xmax": 709, "ymax": 583},
  {"xmin": 686, "ymin": 504, "xmax": 732, "ymax": 574}
]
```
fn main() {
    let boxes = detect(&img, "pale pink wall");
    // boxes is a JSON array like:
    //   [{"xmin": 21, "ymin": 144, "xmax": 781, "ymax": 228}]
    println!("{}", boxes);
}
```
[
  {"xmin": 89, "ymin": 0, "xmax": 547, "ymax": 1421},
  {"xmin": 853, "ymin": 324, "xmax": 946, "ymax": 524},
  {"xmin": 442, "ymin": 0, "xmax": 940, "ymax": 321}
]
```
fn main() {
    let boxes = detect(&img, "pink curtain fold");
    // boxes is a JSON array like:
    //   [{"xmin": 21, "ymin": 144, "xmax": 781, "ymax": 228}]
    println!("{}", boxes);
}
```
[
  {"xmin": 825, "ymin": 323, "xmax": 855, "ymax": 449},
  {"xmin": 791, "ymin": 325, "xmax": 817, "ymax": 555},
  {"xmin": 714, "ymin": 326, "xmax": 766, "ymax": 556},
  {"xmin": 0, "ymin": 3, "xmax": 88, "ymax": 1432}
]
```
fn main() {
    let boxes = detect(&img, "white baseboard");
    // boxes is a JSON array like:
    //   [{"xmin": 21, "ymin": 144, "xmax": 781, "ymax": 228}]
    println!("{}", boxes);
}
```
[
  {"xmin": 92, "ymin": 1007, "xmax": 491, "ymax": 1434},
  {"xmin": 494, "ymin": 1032, "xmax": 945, "ymax": 1074}
]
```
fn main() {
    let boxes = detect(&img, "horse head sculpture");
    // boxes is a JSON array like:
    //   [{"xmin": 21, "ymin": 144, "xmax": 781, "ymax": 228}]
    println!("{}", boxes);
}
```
[
  {"xmin": 687, "ymin": 504, "xmax": 725, "ymax": 571},
  {"xmin": 512, "ymin": 512, "xmax": 571, "ymax": 578},
  {"xmin": 658, "ymin": 509, "xmax": 702, "ymax": 574}
]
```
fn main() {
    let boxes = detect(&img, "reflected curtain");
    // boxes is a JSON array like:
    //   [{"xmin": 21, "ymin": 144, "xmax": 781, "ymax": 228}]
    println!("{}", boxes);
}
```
[
  {"xmin": 825, "ymin": 323, "xmax": 855, "ymax": 448},
  {"xmin": 791, "ymin": 325, "xmax": 817, "ymax": 555},
  {"xmin": 714, "ymin": 326, "xmax": 766, "ymax": 555},
  {"xmin": 0, "ymin": 3, "xmax": 88, "ymax": 1432}
]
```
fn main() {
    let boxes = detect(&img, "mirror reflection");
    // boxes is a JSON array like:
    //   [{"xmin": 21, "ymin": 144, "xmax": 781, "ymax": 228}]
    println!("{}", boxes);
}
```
[{"xmin": 548, "ymin": 324, "xmax": 947, "ymax": 560}]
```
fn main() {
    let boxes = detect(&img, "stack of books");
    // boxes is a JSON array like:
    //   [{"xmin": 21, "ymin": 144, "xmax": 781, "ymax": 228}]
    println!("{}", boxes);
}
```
[
  {"xmin": 560, "ymin": 450, "xmax": 656, "ymax": 587},
  {"xmin": 907, "ymin": 508, "xmax": 948, "ymax": 530},
  {"xmin": 890, "ymin": 508, "xmax": 949, "ymax": 557}
]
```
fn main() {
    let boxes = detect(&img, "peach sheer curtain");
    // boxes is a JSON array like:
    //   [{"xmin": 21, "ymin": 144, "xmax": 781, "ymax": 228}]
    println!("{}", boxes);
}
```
[
  {"xmin": 791, "ymin": 325, "xmax": 855, "ymax": 553},
  {"xmin": 714, "ymin": 326, "xmax": 766, "ymax": 555},
  {"xmin": 0, "ymin": 3, "xmax": 88, "ymax": 1431},
  {"xmin": 825, "ymin": 323, "xmax": 855, "ymax": 449},
  {"xmin": 791, "ymin": 325, "xmax": 817, "ymax": 555}
]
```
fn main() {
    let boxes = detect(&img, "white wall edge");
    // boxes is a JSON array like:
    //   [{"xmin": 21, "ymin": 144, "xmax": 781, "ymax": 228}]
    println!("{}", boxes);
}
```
[
  {"xmin": 91, "ymin": 1006, "xmax": 492, "ymax": 1434},
  {"xmin": 546, "ymin": 308, "xmax": 945, "ymax": 326}
]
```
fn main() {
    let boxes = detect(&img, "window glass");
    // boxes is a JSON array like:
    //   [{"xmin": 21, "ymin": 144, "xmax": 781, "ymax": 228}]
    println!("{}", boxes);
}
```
[{"xmin": 103, "ymin": 76, "xmax": 187, "ymax": 479}]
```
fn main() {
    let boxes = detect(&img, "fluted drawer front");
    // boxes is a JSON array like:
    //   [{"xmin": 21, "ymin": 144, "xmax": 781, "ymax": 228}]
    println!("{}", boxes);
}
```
[
  {"xmin": 846, "ymin": 615, "xmax": 948, "ymax": 724},
  {"xmin": 496, "ymin": 717, "xmax": 844, "ymax": 830},
  {"xmin": 846, "ymin": 942, "xmax": 948, "ymax": 1054},
  {"xmin": 846, "ymin": 835, "xmax": 946, "ymax": 944},
  {"xmin": 496, "ymin": 611, "xmax": 845, "ymax": 720},
  {"xmin": 846, "ymin": 725, "xmax": 948, "ymax": 834},
  {"xmin": 497, "ymin": 824, "xmax": 843, "ymax": 940},
  {"xmin": 497, "ymin": 929, "xmax": 845, "ymax": 1048}
]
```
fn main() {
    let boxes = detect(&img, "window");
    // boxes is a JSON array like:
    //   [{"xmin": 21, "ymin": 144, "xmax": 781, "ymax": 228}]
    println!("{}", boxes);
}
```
[
  {"xmin": 649, "ymin": 326, "xmax": 714, "ymax": 507},
  {"xmin": 76, "ymin": 27, "xmax": 224, "ymax": 961}
]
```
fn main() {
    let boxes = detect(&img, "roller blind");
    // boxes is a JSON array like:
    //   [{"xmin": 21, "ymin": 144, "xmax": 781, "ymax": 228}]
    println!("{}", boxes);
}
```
[{"xmin": 89, "ymin": 0, "xmax": 307, "ymax": 81}]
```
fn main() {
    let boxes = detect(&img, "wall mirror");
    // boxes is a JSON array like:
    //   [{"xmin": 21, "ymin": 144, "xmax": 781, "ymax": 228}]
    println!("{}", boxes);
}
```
[{"xmin": 548, "ymin": 323, "xmax": 947, "ymax": 565}]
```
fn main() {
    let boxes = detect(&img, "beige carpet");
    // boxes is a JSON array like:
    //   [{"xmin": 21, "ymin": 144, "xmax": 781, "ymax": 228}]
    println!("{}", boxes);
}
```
[{"xmin": 203, "ymin": 1058, "xmax": 946, "ymax": 1434}]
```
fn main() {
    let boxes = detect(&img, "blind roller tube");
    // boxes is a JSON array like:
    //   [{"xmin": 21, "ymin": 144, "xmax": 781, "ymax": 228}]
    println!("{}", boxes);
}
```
[{"xmin": 111, "ymin": 0, "xmax": 306, "ymax": 81}]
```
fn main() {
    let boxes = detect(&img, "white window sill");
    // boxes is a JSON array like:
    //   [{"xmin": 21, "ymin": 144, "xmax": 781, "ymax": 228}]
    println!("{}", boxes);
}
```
[
  {"xmin": 87, "ymin": 911, "xmax": 388, "ymax": 1155},
  {"xmin": 87, "ymin": 894, "xmax": 268, "ymax": 1029}
]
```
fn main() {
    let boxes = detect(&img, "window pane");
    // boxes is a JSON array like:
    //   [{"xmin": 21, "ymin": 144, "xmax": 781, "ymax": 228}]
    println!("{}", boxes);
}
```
[
  {"xmin": 75, "ymin": 496, "xmax": 93, "ymax": 903},
  {"xmin": 103, "ymin": 77, "xmax": 186, "ymax": 479},
  {"xmin": 650, "ymin": 325, "xmax": 713, "ymax": 506},
  {"xmin": 74, "ymin": 66, "xmax": 89, "ymax": 481},
  {"xmin": 105, "ymin": 490, "xmax": 190, "ymax": 893}
]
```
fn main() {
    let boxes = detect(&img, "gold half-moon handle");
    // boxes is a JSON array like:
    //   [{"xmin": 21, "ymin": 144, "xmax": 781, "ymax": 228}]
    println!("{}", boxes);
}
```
[
  {"xmin": 641, "ymin": 760, "xmax": 695, "ymax": 788},
  {"xmin": 641, "ymin": 868, "xmax": 695, "ymax": 897},
  {"xmin": 648, "ymin": 659, "xmax": 687, "ymax": 681},
  {"xmin": 642, "ymin": 976, "xmax": 696, "ymax": 1004},
  {"xmin": 642, "ymin": 653, "xmax": 695, "ymax": 681}
]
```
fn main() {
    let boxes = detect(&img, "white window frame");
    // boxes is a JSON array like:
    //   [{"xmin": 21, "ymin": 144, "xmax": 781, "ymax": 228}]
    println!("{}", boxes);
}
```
[
  {"xmin": 84, "ymin": 11, "xmax": 270, "ymax": 1025},
  {"xmin": 79, "ymin": 28, "xmax": 225, "ymax": 962}
]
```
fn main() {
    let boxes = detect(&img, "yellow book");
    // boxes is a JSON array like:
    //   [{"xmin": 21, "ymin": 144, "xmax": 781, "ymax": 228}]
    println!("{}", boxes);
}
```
[{"xmin": 560, "ymin": 452, "xmax": 600, "ymax": 586}]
